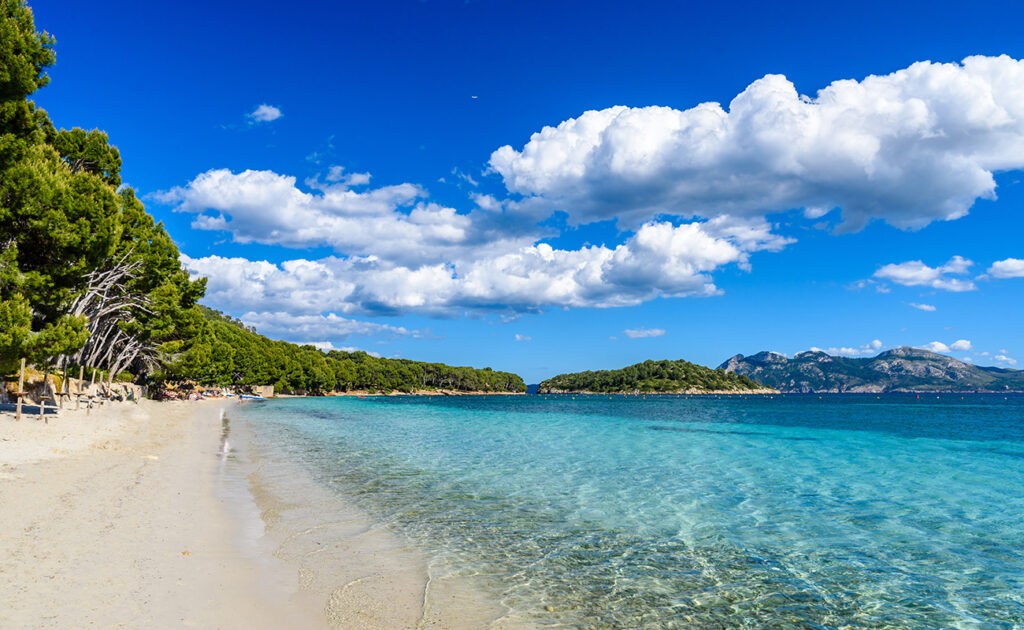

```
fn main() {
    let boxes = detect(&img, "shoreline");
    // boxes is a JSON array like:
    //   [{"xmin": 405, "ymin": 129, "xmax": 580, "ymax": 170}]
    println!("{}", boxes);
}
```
[{"xmin": 229, "ymin": 408, "xmax": 519, "ymax": 628}]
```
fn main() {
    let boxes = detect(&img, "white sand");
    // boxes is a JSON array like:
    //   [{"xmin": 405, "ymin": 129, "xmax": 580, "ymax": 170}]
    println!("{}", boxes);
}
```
[{"xmin": 0, "ymin": 399, "xmax": 322, "ymax": 629}]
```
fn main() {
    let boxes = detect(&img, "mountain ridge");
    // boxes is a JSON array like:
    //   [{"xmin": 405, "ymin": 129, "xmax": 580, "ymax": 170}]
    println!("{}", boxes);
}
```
[{"xmin": 719, "ymin": 346, "xmax": 1024, "ymax": 393}]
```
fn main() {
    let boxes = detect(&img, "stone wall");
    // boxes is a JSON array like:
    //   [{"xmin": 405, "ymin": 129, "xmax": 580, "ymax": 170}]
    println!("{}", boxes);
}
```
[{"xmin": 2, "ymin": 376, "xmax": 145, "ymax": 405}]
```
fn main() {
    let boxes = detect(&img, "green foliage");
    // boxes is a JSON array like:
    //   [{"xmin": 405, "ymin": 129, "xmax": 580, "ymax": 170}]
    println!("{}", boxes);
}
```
[
  {"xmin": 49, "ymin": 127, "xmax": 122, "ymax": 186},
  {"xmin": 0, "ymin": 0, "xmax": 54, "ymax": 168},
  {"xmin": 0, "ymin": 0, "xmax": 53, "ymax": 102},
  {"xmin": 0, "ymin": 2, "xmax": 203, "ymax": 376},
  {"xmin": 539, "ymin": 359, "xmax": 770, "ymax": 394},
  {"xmin": 159, "ymin": 307, "xmax": 528, "ymax": 395},
  {"xmin": 26, "ymin": 313, "xmax": 87, "ymax": 362},
  {"xmin": 0, "ymin": 293, "xmax": 31, "ymax": 373}
]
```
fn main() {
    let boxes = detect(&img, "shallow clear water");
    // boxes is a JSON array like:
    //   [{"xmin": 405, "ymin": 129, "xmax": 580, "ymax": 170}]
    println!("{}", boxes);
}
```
[{"xmin": 238, "ymin": 394, "xmax": 1024, "ymax": 628}]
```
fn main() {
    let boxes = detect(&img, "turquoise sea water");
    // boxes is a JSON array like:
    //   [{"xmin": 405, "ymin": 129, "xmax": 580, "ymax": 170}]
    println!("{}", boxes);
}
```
[{"xmin": 237, "ymin": 394, "xmax": 1024, "ymax": 628}]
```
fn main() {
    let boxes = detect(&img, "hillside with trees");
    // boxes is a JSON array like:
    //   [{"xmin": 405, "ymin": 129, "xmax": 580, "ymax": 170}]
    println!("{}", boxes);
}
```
[
  {"xmin": 164, "ymin": 308, "xmax": 526, "ymax": 394},
  {"xmin": 0, "ymin": 1, "xmax": 525, "ymax": 396},
  {"xmin": 539, "ymin": 359, "xmax": 772, "ymax": 394}
]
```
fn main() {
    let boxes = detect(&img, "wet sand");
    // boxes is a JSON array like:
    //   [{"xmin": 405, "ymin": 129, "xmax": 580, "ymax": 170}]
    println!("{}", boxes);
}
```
[{"xmin": 226, "ymin": 408, "xmax": 518, "ymax": 629}]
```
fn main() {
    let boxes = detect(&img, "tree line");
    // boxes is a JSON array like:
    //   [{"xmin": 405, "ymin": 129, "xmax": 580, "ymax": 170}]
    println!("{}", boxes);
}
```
[
  {"xmin": 161, "ymin": 308, "xmax": 526, "ymax": 394},
  {"xmin": 0, "ymin": 1, "xmax": 525, "ymax": 395}
]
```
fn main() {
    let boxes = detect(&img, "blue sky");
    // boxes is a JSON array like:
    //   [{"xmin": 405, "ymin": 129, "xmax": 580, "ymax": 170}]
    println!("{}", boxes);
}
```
[{"xmin": 31, "ymin": 0, "xmax": 1024, "ymax": 383}]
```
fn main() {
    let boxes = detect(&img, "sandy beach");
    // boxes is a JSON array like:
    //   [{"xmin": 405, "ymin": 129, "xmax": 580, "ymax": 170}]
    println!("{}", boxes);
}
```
[
  {"xmin": 0, "ymin": 398, "xmax": 514, "ymax": 629},
  {"xmin": 0, "ymin": 399, "xmax": 323, "ymax": 629}
]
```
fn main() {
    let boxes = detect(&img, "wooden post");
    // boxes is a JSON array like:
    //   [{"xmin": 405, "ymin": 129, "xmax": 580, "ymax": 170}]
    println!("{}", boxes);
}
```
[
  {"xmin": 88, "ymin": 367, "xmax": 96, "ymax": 413},
  {"xmin": 40, "ymin": 368, "xmax": 50, "ymax": 421},
  {"xmin": 15, "ymin": 358, "xmax": 25, "ymax": 422},
  {"xmin": 77, "ymin": 366, "xmax": 84, "ymax": 410},
  {"xmin": 60, "ymin": 364, "xmax": 68, "ymax": 409}
]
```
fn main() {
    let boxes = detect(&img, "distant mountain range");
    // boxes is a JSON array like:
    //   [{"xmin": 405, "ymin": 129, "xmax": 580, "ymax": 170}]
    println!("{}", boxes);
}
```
[{"xmin": 719, "ymin": 346, "xmax": 1024, "ymax": 393}]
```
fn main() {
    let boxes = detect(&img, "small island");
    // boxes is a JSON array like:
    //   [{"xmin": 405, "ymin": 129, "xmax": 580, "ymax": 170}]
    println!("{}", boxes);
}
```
[{"xmin": 538, "ymin": 358, "xmax": 775, "ymax": 394}]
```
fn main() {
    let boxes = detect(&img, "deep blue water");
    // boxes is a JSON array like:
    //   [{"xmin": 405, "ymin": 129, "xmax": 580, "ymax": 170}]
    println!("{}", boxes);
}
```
[{"xmin": 238, "ymin": 394, "xmax": 1024, "ymax": 628}]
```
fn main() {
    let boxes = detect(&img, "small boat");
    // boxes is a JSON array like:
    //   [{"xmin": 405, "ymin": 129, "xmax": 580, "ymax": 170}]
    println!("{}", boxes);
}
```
[{"xmin": 239, "ymin": 394, "xmax": 266, "ymax": 400}]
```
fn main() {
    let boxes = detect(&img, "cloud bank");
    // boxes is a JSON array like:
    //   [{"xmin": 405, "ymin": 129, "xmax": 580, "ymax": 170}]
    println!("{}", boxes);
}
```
[
  {"xmin": 491, "ymin": 55, "xmax": 1024, "ymax": 232},
  {"xmin": 180, "ymin": 215, "xmax": 779, "ymax": 316}
]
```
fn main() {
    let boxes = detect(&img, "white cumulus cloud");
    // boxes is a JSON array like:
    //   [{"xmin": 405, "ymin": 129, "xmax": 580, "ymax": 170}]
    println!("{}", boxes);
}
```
[
  {"xmin": 918, "ymin": 339, "xmax": 972, "ymax": 354},
  {"xmin": 514, "ymin": 334, "xmax": 531, "ymax": 342},
  {"xmin": 623, "ymin": 327, "xmax": 666, "ymax": 339},
  {"xmin": 920, "ymin": 341, "xmax": 951, "ymax": 353},
  {"xmin": 950, "ymin": 339, "xmax": 973, "ymax": 351},
  {"xmin": 994, "ymin": 353, "xmax": 1018, "ymax": 365},
  {"xmin": 873, "ymin": 256, "xmax": 976, "ymax": 292},
  {"xmin": 490, "ymin": 55, "xmax": 1024, "ymax": 232},
  {"xmin": 987, "ymin": 257, "xmax": 1024, "ymax": 278},
  {"xmin": 157, "ymin": 169, "xmax": 519, "ymax": 266},
  {"xmin": 248, "ymin": 104, "xmax": 283, "ymax": 122},
  {"xmin": 909, "ymin": 302, "xmax": 937, "ymax": 311}
]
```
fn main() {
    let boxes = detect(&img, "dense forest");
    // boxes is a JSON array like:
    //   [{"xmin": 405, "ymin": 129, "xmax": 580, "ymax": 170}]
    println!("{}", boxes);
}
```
[
  {"xmin": 539, "ymin": 359, "xmax": 771, "ymax": 393},
  {"xmin": 167, "ymin": 308, "xmax": 526, "ymax": 394},
  {"xmin": 0, "ymin": 1, "xmax": 525, "ymax": 395}
]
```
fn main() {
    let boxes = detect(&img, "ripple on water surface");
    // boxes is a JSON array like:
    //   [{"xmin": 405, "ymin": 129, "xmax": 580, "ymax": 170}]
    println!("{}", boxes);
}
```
[{"xmin": 238, "ymin": 394, "xmax": 1024, "ymax": 628}]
